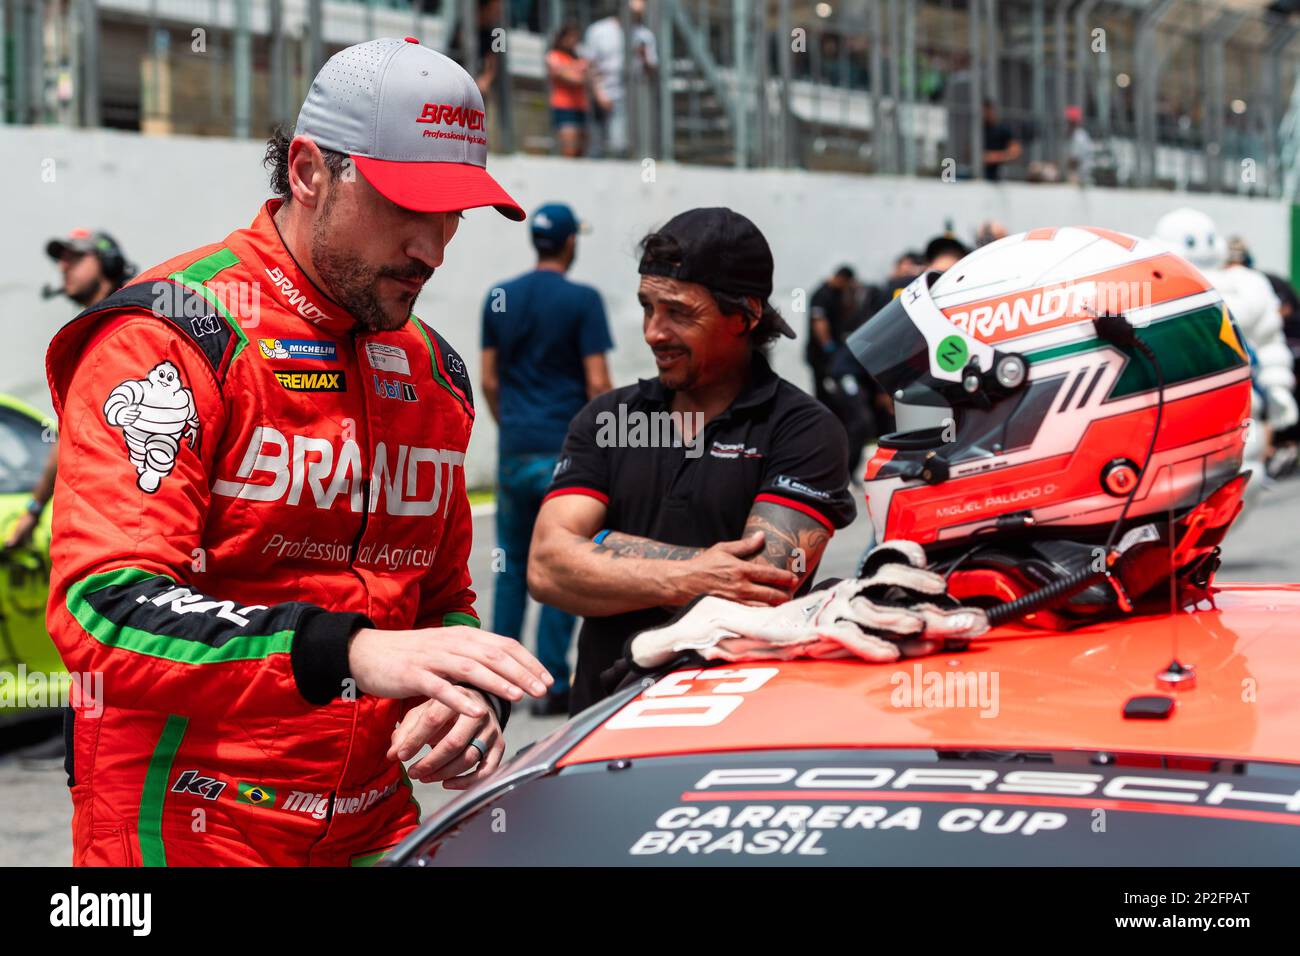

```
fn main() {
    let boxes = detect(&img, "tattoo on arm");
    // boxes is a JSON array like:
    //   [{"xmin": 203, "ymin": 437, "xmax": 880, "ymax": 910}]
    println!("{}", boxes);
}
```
[
  {"xmin": 743, "ymin": 501, "xmax": 830, "ymax": 579},
  {"xmin": 591, "ymin": 532, "xmax": 702, "ymax": 561}
]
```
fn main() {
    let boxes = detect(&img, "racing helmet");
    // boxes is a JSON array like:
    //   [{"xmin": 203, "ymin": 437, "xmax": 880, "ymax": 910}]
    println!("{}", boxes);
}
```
[{"xmin": 849, "ymin": 226, "xmax": 1252, "ymax": 557}]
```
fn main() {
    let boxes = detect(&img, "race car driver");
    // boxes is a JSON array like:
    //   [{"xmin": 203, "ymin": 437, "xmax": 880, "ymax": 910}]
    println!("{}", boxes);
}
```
[
  {"xmin": 528, "ymin": 207, "xmax": 857, "ymax": 713},
  {"xmin": 629, "ymin": 225, "xmax": 1252, "ymax": 666},
  {"xmin": 44, "ymin": 37, "xmax": 551, "ymax": 867}
]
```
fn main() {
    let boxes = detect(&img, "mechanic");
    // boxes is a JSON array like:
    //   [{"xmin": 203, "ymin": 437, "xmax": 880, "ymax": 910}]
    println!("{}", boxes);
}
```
[
  {"xmin": 44, "ymin": 37, "xmax": 551, "ymax": 867},
  {"xmin": 528, "ymin": 207, "xmax": 857, "ymax": 714},
  {"xmin": 7, "ymin": 232, "xmax": 136, "ymax": 550}
]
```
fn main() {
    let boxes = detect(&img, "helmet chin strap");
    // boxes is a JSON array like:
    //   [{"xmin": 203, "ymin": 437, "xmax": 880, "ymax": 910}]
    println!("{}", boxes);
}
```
[{"xmin": 947, "ymin": 475, "xmax": 1244, "ymax": 630}]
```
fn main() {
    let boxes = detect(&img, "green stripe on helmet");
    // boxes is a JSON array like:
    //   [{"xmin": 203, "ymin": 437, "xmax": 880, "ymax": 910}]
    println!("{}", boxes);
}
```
[{"xmin": 1026, "ymin": 305, "xmax": 1247, "ymax": 399}]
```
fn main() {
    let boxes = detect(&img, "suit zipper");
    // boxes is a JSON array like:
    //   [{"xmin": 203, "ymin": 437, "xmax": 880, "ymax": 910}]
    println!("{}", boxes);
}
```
[{"xmin": 348, "ymin": 329, "xmax": 371, "ymax": 565}]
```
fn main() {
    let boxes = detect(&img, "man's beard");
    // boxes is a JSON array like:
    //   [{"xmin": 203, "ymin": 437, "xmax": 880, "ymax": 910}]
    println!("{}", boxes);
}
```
[
  {"xmin": 310, "ymin": 196, "xmax": 430, "ymax": 332},
  {"xmin": 67, "ymin": 278, "xmax": 103, "ymax": 307}
]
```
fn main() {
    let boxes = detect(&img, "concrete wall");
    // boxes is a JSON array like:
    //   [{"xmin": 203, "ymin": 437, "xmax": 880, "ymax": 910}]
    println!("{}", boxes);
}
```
[{"xmin": 2, "ymin": 126, "xmax": 1292, "ymax": 486}]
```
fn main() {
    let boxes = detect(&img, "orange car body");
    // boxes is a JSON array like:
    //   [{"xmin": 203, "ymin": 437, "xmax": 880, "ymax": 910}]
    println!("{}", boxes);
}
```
[
  {"xmin": 562, "ymin": 583, "xmax": 1300, "ymax": 771},
  {"xmin": 389, "ymin": 583, "xmax": 1300, "ymax": 865}
]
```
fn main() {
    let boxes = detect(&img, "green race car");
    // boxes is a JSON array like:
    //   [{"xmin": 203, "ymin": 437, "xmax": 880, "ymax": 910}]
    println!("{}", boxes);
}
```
[{"xmin": 0, "ymin": 395, "xmax": 59, "ymax": 727}]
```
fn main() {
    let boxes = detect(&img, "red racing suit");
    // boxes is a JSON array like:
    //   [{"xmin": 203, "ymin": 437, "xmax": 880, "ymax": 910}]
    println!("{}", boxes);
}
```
[{"xmin": 45, "ymin": 199, "xmax": 497, "ymax": 866}]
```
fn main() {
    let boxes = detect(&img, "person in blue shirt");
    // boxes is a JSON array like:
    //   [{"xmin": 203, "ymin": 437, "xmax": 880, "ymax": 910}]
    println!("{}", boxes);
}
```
[{"xmin": 481, "ymin": 202, "xmax": 614, "ymax": 715}]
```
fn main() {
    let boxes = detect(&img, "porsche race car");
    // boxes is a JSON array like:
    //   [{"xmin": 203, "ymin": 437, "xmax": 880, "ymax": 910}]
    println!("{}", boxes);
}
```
[{"xmin": 386, "ymin": 582, "xmax": 1300, "ymax": 866}]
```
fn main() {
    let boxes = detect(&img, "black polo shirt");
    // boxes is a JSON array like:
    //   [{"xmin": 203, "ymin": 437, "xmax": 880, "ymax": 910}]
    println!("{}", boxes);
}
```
[{"xmin": 544, "ymin": 352, "xmax": 857, "ymax": 712}]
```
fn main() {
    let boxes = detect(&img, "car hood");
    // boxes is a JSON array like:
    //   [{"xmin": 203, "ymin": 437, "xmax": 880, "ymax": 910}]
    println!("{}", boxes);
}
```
[{"xmin": 558, "ymin": 584, "xmax": 1300, "ymax": 768}]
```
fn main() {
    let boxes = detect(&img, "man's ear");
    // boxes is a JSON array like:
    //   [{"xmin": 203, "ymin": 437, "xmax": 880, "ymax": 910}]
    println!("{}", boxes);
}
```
[
  {"xmin": 740, "ymin": 297, "xmax": 761, "ymax": 336},
  {"xmin": 287, "ymin": 136, "xmax": 328, "ymax": 210}
]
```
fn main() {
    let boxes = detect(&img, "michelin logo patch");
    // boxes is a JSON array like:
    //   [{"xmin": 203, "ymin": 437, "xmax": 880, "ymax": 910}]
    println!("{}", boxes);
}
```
[
  {"xmin": 259, "ymin": 338, "xmax": 338, "ymax": 362},
  {"xmin": 103, "ymin": 361, "xmax": 201, "ymax": 494}
]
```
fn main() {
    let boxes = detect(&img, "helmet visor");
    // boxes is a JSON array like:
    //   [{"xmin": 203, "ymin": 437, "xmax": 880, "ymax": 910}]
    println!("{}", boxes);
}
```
[{"xmin": 846, "ymin": 273, "xmax": 996, "ymax": 397}]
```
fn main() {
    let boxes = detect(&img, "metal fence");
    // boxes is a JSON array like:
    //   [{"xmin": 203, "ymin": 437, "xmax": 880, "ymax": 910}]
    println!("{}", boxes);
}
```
[{"xmin": 3, "ymin": 0, "xmax": 1299, "ymax": 195}]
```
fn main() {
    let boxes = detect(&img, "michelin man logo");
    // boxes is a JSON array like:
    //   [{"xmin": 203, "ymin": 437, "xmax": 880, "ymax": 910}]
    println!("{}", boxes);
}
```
[
  {"xmin": 103, "ymin": 361, "xmax": 201, "ymax": 493},
  {"xmin": 259, "ymin": 339, "xmax": 290, "ymax": 359}
]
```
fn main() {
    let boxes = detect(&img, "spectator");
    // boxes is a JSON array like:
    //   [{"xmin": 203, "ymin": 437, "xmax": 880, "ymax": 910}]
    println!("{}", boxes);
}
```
[
  {"xmin": 481, "ymin": 203, "xmax": 614, "ymax": 716},
  {"xmin": 582, "ymin": 0, "xmax": 658, "ymax": 158},
  {"xmin": 880, "ymin": 249, "xmax": 925, "ymax": 300},
  {"xmin": 806, "ymin": 265, "xmax": 859, "ymax": 405},
  {"xmin": 547, "ymin": 22, "xmax": 590, "ymax": 158},
  {"xmin": 982, "ymin": 99, "xmax": 1022, "ymax": 181},
  {"xmin": 807, "ymin": 266, "xmax": 873, "ymax": 483},
  {"xmin": 449, "ymin": 0, "xmax": 504, "ymax": 97},
  {"xmin": 9, "ymin": 230, "xmax": 136, "ymax": 549},
  {"xmin": 924, "ymin": 234, "xmax": 970, "ymax": 273},
  {"xmin": 975, "ymin": 220, "xmax": 1008, "ymax": 247},
  {"xmin": 1065, "ymin": 105, "xmax": 1094, "ymax": 185}
]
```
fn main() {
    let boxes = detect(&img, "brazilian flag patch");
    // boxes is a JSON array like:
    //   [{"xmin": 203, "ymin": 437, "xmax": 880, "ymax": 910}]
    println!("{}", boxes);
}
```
[{"xmin": 237, "ymin": 783, "xmax": 277, "ymax": 807}]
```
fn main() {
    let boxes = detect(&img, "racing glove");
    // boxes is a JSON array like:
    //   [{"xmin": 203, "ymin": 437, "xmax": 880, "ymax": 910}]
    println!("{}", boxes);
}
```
[{"xmin": 631, "ymin": 540, "xmax": 989, "ymax": 668}]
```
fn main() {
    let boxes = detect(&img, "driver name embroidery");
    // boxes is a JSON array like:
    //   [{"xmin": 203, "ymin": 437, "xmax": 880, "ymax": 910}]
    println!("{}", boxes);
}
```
[{"xmin": 103, "ymin": 361, "xmax": 200, "ymax": 493}]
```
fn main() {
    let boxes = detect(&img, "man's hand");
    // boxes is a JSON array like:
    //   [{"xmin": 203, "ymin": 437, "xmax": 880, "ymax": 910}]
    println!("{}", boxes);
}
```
[
  {"xmin": 388, "ymin": 691, "xmax": 504, "ymax": 789},
  {"xmin": 348, "ymin": 625, "xmax": 552, "ymax": 719},
  {"xmin": 5, "ymin": 512, "xmax": 38, "ymax": 549},
  {"xmin": 665, "ymin": 531, "xmax": 799, "ymax": 607}
]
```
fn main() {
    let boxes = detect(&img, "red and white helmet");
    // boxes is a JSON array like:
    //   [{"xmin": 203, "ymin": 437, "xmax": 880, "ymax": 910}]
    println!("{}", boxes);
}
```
[{"xmin": 849, "ymin": 226, "xmax": 1252, "ymax": 556}]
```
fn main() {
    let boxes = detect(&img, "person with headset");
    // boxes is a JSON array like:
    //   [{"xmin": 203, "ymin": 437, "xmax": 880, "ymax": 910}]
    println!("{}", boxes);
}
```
[
  {"xmin": 45, "ymin": 228, "xmax": 135, "ymax": 307},
  {"xmin": 6, "ymin": 231, "xmax": 137, "ymax": 549}
]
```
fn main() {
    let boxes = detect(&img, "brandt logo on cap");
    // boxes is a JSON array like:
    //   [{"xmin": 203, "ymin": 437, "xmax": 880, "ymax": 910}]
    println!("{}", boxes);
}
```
[{"xmin": 416, "ymin": 103, "xmax": 486, "ymax": 130}]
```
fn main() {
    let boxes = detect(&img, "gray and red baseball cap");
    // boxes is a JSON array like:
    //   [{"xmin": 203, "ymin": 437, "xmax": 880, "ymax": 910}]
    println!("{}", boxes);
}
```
[{"xmin": 294, "ymin": 36, "xmax": 524, "ymax": 221}]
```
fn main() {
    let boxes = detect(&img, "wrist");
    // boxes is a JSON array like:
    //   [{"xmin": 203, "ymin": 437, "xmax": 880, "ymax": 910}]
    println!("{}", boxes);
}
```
[
  {"xmin": 658, "ymin": 560, "xmax": 690, "ymax": 606},
  {"xmin": 25, "ymin": 498, "xmax": 44, "ymax": 517}
]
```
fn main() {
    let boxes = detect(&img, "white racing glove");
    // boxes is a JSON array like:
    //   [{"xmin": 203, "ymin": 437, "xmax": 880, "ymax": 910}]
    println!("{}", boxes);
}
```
[{"xmin": 631, "ymin": 540, "xmax": 989, "ymax": 668}]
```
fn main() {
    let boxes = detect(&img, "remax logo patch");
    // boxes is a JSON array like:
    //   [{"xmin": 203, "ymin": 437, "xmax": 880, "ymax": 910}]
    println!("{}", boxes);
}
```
[{"xmin": 274, "ymin": 370, "xmax": 346, "ymax": 392}]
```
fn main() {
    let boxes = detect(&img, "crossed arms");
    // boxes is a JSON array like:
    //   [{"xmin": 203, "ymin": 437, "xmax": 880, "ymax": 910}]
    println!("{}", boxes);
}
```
[{"xmin": 528, "ymin": 494, "xmax": 831, "ymax": 618}]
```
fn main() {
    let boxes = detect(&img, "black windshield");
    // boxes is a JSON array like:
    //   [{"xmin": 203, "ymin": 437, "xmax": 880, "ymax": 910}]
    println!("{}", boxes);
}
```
[{"xmin": 399, "ymin": 749, "xmax": 1300, "ymax": 866}]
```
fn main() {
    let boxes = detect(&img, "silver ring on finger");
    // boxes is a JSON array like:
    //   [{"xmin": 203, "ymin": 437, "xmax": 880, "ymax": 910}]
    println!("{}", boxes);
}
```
[{"xmin": 468, "ymin": 737, "xmax": 488, "ymax": 764}]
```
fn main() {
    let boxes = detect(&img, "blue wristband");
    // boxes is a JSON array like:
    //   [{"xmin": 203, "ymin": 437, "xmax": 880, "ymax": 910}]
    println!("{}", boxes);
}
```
[{"xmin": 593, "ymin": 529, "xmax": 612, "ymax": 545}]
